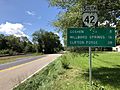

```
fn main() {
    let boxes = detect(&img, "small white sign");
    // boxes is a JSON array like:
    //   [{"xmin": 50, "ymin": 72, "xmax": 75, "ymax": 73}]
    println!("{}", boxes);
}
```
[
  {"xmin": 83, "ymin": 13, "xmax": 98, "ymax": 27},
  {"xmin": 83, "ymin": 5, "xmax": 97, "ymax": 13}
]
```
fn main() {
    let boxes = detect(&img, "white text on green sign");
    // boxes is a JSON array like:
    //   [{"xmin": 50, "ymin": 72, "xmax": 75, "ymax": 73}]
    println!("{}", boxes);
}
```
[{"xmin": 67, "ymin": 27, "xmax": 115, "ymax": 47}]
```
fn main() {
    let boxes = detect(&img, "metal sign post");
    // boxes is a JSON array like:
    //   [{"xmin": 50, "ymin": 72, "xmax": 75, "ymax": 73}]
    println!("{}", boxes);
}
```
[
  {"xmin": 89, "ymin": 47, "xmax": 92, "ymax": 88},
  {"xmin": 83, "ymin": 5, "xmax": 98, "ymax": 89}
]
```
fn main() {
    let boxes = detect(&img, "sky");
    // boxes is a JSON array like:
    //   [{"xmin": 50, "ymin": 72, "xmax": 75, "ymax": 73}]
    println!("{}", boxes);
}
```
[{"xmin": 0, "ymin": 0, "xmax": 64, "ymax": 44}]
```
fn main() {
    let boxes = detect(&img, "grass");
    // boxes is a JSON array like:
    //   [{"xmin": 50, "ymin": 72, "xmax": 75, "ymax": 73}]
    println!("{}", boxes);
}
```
[
  {"xmin": 14, "ymin": 51, "xmax": 120, "ymax": 90},
  {"xmin": 0, "ymin": 53, "xmax": 43, "ymax": 64}
]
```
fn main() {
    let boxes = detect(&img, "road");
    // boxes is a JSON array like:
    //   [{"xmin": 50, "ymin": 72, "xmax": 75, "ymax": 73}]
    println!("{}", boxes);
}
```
[
  {"xmin": 0, "ymin": 54, "xmax": 62, "ymax": 90},
  {"xmin": 0, "ymin": 55, "xmax": 45, "ymax": 70}
]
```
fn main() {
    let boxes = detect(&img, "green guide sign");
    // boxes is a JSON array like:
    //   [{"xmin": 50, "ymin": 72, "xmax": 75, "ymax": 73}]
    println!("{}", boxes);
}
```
[{"xmin": 67, "ymin": 27, "xmax": 115, "ymax": 47}]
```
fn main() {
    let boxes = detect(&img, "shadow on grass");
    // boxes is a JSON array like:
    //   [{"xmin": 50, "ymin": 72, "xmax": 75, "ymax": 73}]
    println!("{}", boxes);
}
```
[{"xmin": 85, "ymin": 66, "xmax": 120, "ymax": 89}]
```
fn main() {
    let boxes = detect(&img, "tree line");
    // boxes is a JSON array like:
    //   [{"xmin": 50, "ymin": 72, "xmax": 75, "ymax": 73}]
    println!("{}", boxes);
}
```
[{"xmin": 0, "ymin": 29, "xmax": 63, "ymax": 56}]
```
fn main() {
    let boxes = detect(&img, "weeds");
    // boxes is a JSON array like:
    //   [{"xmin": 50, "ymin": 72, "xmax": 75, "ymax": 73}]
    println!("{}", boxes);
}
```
[{"xmin": 60, "ymin": 55, "xmax": 71, "ymax": 69}]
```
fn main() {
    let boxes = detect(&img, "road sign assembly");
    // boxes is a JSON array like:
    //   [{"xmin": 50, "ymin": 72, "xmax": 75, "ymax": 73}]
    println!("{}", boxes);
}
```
[{"xmin": 67, "ymin": 5, "xmax": 116, "ymax": 89}]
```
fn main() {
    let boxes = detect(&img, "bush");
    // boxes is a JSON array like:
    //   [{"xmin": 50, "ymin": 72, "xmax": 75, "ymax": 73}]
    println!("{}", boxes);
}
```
[
  {"xmin": 8, "ymin": 50, "xmax": 17, "ymax": 56},
  {"xmin": 66, "ymin": 47, "xmax": 89, "ymax": 53},
  {"xmin": 60, "ymin": 55, "xmax": 71, "ymax": 69},
  {"xmin": 0, "ymin": 49, "xmax": 9, "ymax": 55}
]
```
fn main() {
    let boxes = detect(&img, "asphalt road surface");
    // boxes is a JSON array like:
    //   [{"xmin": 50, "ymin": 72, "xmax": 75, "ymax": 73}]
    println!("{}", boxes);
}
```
[
  {"xmin": 0, "ymin": 55, "xmax": 45, "ymax": 70},
  {"xmin": 0, "ymin": 54, "xmax": 62, "ymax": 90}
]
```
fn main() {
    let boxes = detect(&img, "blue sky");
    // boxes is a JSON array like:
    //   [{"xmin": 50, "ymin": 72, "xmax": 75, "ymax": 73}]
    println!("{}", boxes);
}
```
[{"xmin": 0, "ymin": 0, "xmax": 63, "ymax": 44}]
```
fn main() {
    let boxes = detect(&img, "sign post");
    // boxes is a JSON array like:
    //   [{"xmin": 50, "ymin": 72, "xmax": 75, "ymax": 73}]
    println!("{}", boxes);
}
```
[
  {"xmin": 67, "ymin": 5, "xmax": 115, "ymax": 90},
  {"xmin": 89, "ymin": 47, "xmax": 92, "ymax": 87},
  {"xmin": 83, "ymin": 5, "xmax": 98, "ymax": 89},
  {"xmin": 67, "ymin": 27, "xmax": 115, "ymax": 89}
]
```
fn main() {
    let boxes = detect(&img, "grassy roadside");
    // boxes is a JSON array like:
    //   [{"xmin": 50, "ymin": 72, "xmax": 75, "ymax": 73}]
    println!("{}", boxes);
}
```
[
  {"xmin": 0, "ymin": 53, "xmax": 43, "ymax": 64},
  {"xmin": 14, "ymin": 52, "xmax": 120, "ymax": 90}
]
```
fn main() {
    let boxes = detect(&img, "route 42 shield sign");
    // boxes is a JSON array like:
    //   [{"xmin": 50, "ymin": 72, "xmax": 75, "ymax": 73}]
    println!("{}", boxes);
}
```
[{"xmin": 83, "ymin": 13, "xmax": 98, "ymax": 27}]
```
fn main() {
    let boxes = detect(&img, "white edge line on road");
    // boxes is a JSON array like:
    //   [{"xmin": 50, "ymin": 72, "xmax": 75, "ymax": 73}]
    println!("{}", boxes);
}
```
[{"xmin": 12, "ymin": 54, "xmax": 62, "ymax": 90}]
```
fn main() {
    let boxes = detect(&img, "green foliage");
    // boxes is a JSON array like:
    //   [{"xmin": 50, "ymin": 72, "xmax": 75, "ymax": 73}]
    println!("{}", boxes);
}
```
[
  {"xmin": 116, "ymin": 37, "xmax": 120, "ymax": 45},
  {"xmin": 0, "ymin": 49, "xmax": 9, "ymax": 55},
  {"xmin": 60, "ymin": 55, "xmax": 71, "ymax": 69},
  {"xmin": 8, "ymin": 49, "xmax": 17, "ymax": 56},
  {"xmin": 0, "ymin": 49, "xmax": 17, "ymax": 56},
  {"xmin": 0, "ymin": 28, "xmax": 63, "ymax": 55},
  {"xmin": 49, "ymin": 0, "xmax": 120, "ymax": 28},
  {"xmin": 0, "ymin": 34, "xmax": 8, "ymax": 50},
  {"xmin": 0, "ymin": 34, "xmax": 34, "ymax": 56},
  {"xmin": 32, "ymin": 29, "xmax": 63, "ymax": 54},
  {"xmin": 49, "ymin": 0, "xmax": 79, "ymax": 9}
]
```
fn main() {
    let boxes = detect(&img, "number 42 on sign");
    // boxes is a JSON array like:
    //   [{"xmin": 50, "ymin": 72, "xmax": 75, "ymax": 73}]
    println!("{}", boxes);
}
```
[{"xmin": 83, "ymin": 13, "xmax": 98, "ymax": 27}]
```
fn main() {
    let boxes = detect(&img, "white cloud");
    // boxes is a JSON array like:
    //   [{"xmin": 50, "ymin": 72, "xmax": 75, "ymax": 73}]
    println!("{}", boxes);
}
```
[
  {"xmin": 0, "ymin": 22, "xmax": 28, "ymax": 37},
  {"xmin": 26, "ymin": 11, "xmax": 35, "ymax": 16}
]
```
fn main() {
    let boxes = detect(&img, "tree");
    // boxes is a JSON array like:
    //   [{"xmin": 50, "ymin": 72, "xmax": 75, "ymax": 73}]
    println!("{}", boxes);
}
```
[
  {"xmin": 32, "ymin": 29, "xmax": 63, "ymax": 53},
  {"xmin": 43, "ymin": 32, "xmax": 62, "ymax": 53},
  {"xmin": 5, "ymin": 35, "xmax": 22, "ymax": 53},
  {"xmin": 49, "ymin": 0, "xmax": 120, "ymax": 25},
  {"xmin": 49, "ymin": 0, "xmax": 120, "ymax": 47},
  {"xmin": 0, "ymin": 34, "xmax": 34, "ymax": 55},
  {"xmin": 32, "ymin": 29, "xmax": 45, "ymax": 53},
  {"xmin": 20, "ymin": 36, "xmax": 34, "ymax": 53},
  {"xmin": 0, "ymin": 34, "xmax": 7, "ymax": 50}
]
